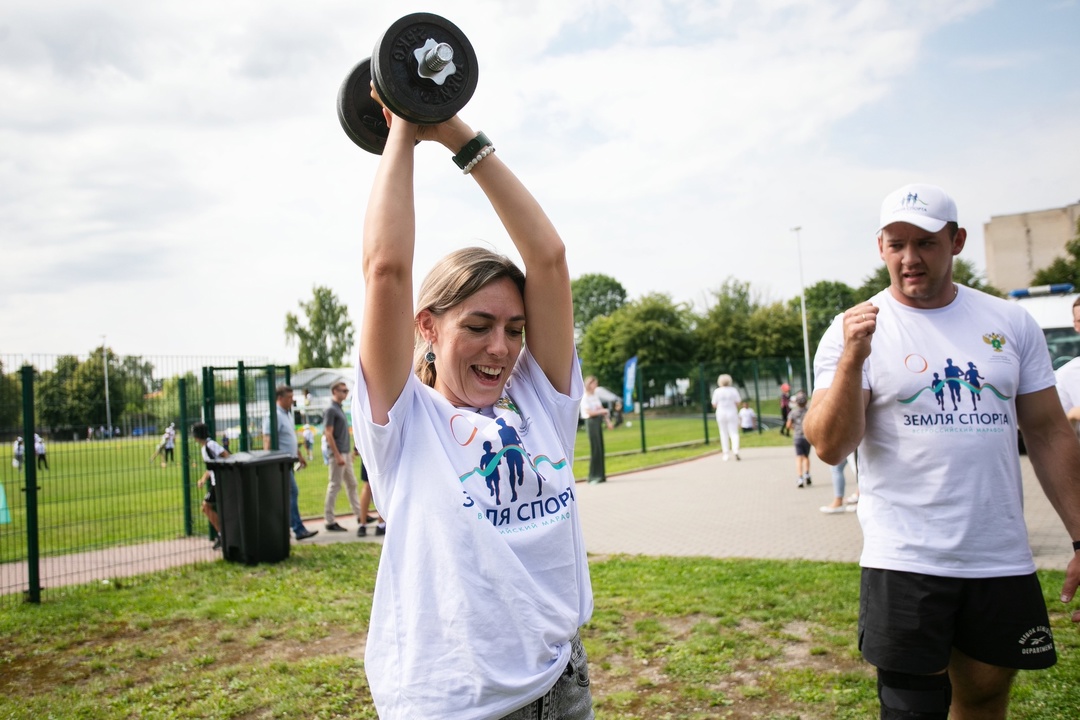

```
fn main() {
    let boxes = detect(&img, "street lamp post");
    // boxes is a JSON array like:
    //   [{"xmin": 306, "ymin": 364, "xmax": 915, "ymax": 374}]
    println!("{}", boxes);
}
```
[
  {"xmin": 101, "ymin": 335, "xmax": 112, "ymax": 438},
  {"xmin": 791, "ymin": 227, "xmax": 813, "ymax": 395}
]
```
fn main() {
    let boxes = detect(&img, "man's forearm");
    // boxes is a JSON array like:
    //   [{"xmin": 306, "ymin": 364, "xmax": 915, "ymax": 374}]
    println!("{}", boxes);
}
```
[{"xmin": 804, "ymin": 358, "xmax": 867, "ymax": 464}]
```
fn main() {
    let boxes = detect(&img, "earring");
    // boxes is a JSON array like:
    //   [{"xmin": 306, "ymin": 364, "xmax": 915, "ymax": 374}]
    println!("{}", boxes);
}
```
[{"xmin": 424, "ymin": 341, "xmax": 436, "ymax": 364}]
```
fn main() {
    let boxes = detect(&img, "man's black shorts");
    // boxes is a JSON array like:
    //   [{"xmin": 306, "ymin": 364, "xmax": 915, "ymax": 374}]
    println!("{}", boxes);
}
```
[{"xmin": 859, "ymin": 567, "xmax": 1056, "ymax": 673}]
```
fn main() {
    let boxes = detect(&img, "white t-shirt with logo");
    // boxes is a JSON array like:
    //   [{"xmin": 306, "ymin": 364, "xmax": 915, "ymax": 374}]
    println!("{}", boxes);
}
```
[
  {"xmin": 352, "ymin": 347, "xmax": 592, "ymax": 720},
  {"xmin": 814, "ymin": 286, "xmax": 1054, "ymax": 578}
]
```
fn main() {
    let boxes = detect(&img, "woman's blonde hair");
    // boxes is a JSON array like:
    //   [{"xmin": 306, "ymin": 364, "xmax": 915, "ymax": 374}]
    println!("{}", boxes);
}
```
[
  {"xmin": 414, "ymin": 247, "xmax": 526, "ymax": 387},
  {"xmin": 716, "ymin": 374, "xmax": 732, "ymax": 387}
]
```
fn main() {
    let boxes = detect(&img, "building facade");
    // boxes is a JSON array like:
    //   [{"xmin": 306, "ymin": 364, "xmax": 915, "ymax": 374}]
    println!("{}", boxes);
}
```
[{"xmin": 984, "ymin": 201, "xmax": 1080, "ymax": 292}]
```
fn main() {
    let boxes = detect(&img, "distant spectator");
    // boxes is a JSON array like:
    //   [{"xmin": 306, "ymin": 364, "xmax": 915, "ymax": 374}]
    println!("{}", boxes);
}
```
[
  {"xmin": 820, "ymin": 453, "xmax": 857, "ymax": 514},
  {"xmin": 34, "ymin": 433, "xmax": 48, "ymax": 471},
  {"xmin": 263, "ymin": 385, "xmax": 317, "ymax": 541},
  {"xmin": 303, "ymin": 424, "xmax": 315, "ymax": 462},
  {"xmin": 581, "ymin": 375, "xmax": 614, "ymax": 484},
  {"xmin": 711, "ymin": 374, "xmax": 742, "ymax": 461},
  {"xmin": 779, "ymin": 383, "xmax": 792, "ymax": 436},
  {"xmin": 322, "ymin": 382, "xmax": 366, "ymax": 535},
  {"xmin": 738, "ymin": 401, "xmax": 757, "ymax": 433},
  {"xmin": 785, "ymin": 391, "xmax": 810, "ymax": 487},
  {"xmin": 192, "ymin": 422, "xmax": 229, "ymax": 550},
  {"xmin": 12, "ymin": 437, "xmax": 24, "ymax": 470},
  {"xmin": 162, "ymin": 423, "xmax": 177, "ymax": 465}
]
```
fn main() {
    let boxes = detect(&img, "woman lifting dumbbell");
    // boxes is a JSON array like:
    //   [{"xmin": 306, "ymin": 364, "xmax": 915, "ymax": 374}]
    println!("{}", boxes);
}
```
[{"xmin": 351, "ymin": 89, "xmax": 595, "ymax": 719}]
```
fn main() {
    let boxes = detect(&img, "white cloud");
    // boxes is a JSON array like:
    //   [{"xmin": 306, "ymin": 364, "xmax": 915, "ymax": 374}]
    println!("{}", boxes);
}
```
[{"xmin": 0, "ymin": 0, "xmax": 1076, "ymax": 364}]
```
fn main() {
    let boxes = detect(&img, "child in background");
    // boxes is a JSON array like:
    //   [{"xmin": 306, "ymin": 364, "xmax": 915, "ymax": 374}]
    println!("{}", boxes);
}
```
[
  {"xmin": 785, "ymin": 391, "xmax": 812, "ymax": 487},
  {"xmin": 192, "ymin": 422, "xmax": 229, "ymax": 549}
]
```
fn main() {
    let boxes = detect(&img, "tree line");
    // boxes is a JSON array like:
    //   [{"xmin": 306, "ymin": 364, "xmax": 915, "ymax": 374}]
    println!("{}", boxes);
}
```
[
  {"xmin": 0, "ymin": 351, "xmax": 262, "ymax": 439},
  {"xmin": 573, "ymin": 260, "xmax": 1001, "ymax": 394}
]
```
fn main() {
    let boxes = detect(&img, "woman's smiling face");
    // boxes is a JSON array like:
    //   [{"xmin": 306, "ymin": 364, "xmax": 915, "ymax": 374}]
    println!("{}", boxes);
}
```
[{"xmin": 423, "ymin": 276, "xmax": 525, "ymax": 409}]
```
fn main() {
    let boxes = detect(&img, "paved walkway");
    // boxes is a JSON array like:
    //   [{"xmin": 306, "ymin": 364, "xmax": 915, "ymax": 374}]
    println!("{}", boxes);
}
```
[{"xmin": 305, "ymin": 445, "xmax": 1074, "ymax": 571}]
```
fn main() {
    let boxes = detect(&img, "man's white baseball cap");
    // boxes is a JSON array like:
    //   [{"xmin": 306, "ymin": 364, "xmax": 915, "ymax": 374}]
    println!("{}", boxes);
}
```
[{"xmin": 878, "ymin": 183, "xmax": 957, "ymax": 234}]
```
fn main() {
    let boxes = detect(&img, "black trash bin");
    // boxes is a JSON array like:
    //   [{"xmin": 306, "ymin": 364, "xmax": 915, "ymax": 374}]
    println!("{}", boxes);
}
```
[{"xmin": 207, "ymin": 450, "xmax": 293, "ymax": 565}]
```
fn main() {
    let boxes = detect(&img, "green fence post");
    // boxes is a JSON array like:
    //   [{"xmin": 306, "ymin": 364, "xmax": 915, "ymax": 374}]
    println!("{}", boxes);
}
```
[
  {"xmin": 699, "ymin": 362, "xmax": 710, "ymax": 445},
  {"xmin": 753, "ymin": 360, "xmax": 763, "ymax": 434},
  {"xmin": 179, "ymin": 378, "xmax": 193, "ymax": 537},
  {"xmin": 637, "ymin": 367, "xmax": 647, "ymax": 453},
  {"xmin": 238, "ymin": 361, "xmax": 248, "ymax": 452},
  {"xmin": 21, "ymin": 365, "xmax": 41, "ymax": 604},
  {"xmin": 267, "ymin": 365, "xmax": 278, "ymax": 451},
  {"xmin": 202, "ymin": 367, "xmax": 216, "ymax": 439}
]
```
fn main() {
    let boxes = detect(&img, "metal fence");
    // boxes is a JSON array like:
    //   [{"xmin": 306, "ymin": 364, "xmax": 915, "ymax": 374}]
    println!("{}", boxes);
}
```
[
  {"xmin": 0, "ymin": 351, "xmax": 807, "ymax": 606},
  {"xmin": 610, "ymin": 356, "xmax": 810, "ymax": 451},
  {"xmin": 0, "ymin": 353, "xmax": 278, "ymax": 607}
]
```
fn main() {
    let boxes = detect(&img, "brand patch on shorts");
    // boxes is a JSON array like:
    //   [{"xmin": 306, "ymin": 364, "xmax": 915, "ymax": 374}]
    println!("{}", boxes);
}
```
[{"xmin": 1017, "ymin": 626, "xmax": 1054, "ymax": 655}]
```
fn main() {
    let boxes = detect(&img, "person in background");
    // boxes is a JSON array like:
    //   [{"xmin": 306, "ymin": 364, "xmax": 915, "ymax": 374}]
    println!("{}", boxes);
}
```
[
  {"xmin": 263, "ymin": 385, "xmax": 317, "ymax": 541},
  {"xmin": 581, "ymin": 375, "xmax": 614, "ymax": 484},
  {"xmin": 302, "ymin": 423, "xmax": 315, "ymax": 462},
  {"xmin": 33, "ymin": 433, "xmax": 48, "ymax": 471},
  {"xmin": 711, "ymin": 374, "xmax": 742, "ymax": 461},
  {"xmin": 738, "ymin": 401, "xmax": 757, "ymax": 433},
  {"xmin": 1054, "ymin": 296, "xmax": 1080, "ymax": 432},
  {"xmin": 322, "ymin": 381, "xmax": 365, "ymax": 535},
  {"xmin": 779, "ymin": 383, "xmax": 792, "ymax": 436},
  {"xmin": 163, "ymin": 423, "xmax": 176, "ymax": 465},
  {"xmin": 192, "ymin": 422, "xmax": 228, "ymax": 550},
  {"xmin": 819, "ymin": 453, "xmax": 857, "ymax": 514},
  {"xmin": 356, "ymin": 460, "xmax": 385, "ymax": 537},
  {"xmin": 785, "ymin": 391, "xmax": 810, "ymax": 487},
  {"xmin": 12, "ymin": 436, "xmax": 24, "ymax": 470}
]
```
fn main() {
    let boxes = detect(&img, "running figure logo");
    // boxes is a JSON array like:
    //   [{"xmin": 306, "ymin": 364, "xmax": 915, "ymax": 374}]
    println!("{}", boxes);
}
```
[{"xmin": 900, "ymin": 356, "xmax": 1008, "ymax": 410}]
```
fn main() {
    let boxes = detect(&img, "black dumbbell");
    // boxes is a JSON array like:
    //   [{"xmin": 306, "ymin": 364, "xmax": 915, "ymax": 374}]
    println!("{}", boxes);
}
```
[{"xmin": 337, "ymin": 13, "xmax": 478, "ymax": 154}]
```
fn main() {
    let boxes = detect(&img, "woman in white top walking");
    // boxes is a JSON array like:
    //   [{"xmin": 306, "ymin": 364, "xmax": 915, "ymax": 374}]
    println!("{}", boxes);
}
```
[{"xmin": 711, "ymin": 374, "xmax": 742, "ymax": 460}]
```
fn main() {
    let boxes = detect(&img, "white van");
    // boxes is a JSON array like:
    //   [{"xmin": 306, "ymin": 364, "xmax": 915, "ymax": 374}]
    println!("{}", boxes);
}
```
[{"xmin": 1009, "ymin": 284, "xmax": 1080, "ymax": 369}]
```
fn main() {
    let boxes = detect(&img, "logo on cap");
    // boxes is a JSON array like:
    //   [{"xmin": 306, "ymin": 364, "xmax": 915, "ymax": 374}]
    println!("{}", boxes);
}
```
[{"xmin": 896, "ymin": 192, "xmax": 930, "ymax": 213}]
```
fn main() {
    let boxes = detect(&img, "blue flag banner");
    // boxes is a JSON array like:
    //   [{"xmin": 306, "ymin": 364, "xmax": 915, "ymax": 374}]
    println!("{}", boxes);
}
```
[{"xmin": 623, "ymin": 356, "xmax": 637, "ymax": 412}]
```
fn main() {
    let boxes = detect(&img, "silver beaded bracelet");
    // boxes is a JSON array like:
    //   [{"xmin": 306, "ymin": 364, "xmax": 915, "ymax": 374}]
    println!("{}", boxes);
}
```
[{"xmin": 463, "ymin": 145, "xmax": 495, "ymax": 174}]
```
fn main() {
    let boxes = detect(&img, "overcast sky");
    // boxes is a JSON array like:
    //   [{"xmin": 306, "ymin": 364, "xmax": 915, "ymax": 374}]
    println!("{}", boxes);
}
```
[{"xmin": 2, "ymin": 0, "xmax": 1078, "ymax": 366}]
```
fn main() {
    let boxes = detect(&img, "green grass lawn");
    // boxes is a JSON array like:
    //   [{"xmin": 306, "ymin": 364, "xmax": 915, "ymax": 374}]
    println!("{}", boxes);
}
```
[{"xmin": 0, "ymin": 546, "xmax": 1076, "ymax": 719}]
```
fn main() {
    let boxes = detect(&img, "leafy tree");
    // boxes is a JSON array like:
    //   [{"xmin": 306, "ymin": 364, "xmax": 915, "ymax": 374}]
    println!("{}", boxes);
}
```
[
  {"xmin": 793, "ymin": 280, "xmax": 859, "ymax": 355},
  {"xmin": 0, "ymin": 361, "xmax": 21, "ymax": 431},
  {"xmin": 693, "ymin": 278, "xmax": 757, "ymax": 363},
  {"xmin": 1031, "ymin": 256, "xmax": 1079, "ymax": 287},
  {"xmin": 118, "ymin": 356, "xmax": 156, "ymax": 417},
  {"xmin": 750, "ymin": 301, "xmax": 805, "ymax": 359},
  {"xmin": 1031, "ymin": 219, "xmax": 1080, "ymax": 288},
  {"xmin": 65, "ymin": 347, "xmax": 124, "ymax": 429},
  {"xmin": 37, "ymin": 355, "xmax": 79, "ymax": 431},
  {"xmin": 571, "ymin": 273, "xmax": 627, "ymax": 333},
  {"xmin": 285, "ymin": 285, "xmax": 356, "ymax": 369},
  {"xmin": 579, "ymin": 293, "xmax": 695, "ymax": 397}
]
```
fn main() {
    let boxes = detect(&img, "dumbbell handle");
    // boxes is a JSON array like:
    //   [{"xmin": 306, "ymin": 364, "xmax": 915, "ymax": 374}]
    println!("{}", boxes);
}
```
[{"xmin": 422, "ymin": 43, "xmax": 454, "ymax": 72}]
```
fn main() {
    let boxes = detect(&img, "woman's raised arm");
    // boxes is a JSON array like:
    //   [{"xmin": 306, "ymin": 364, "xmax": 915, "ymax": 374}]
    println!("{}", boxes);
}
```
[{"xmin": 360, "ymin": 115, "xmax": 420, "ymax": 425}]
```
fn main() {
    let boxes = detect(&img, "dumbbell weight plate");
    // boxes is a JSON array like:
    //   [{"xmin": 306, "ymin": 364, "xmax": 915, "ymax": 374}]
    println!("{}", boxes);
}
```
[
  {"xmin": 337, "ymin": 57, "xmax": 394, "ymax": 154},
  {"xmin": 371, "ymin": 12, "xmax": 478, "ymax": 126}
]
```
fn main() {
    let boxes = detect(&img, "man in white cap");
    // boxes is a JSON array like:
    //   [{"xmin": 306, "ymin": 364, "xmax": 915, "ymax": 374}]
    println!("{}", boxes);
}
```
[{"xmin": 804, "ymin": 183, "xmax": 1080, "ymax": 719}]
